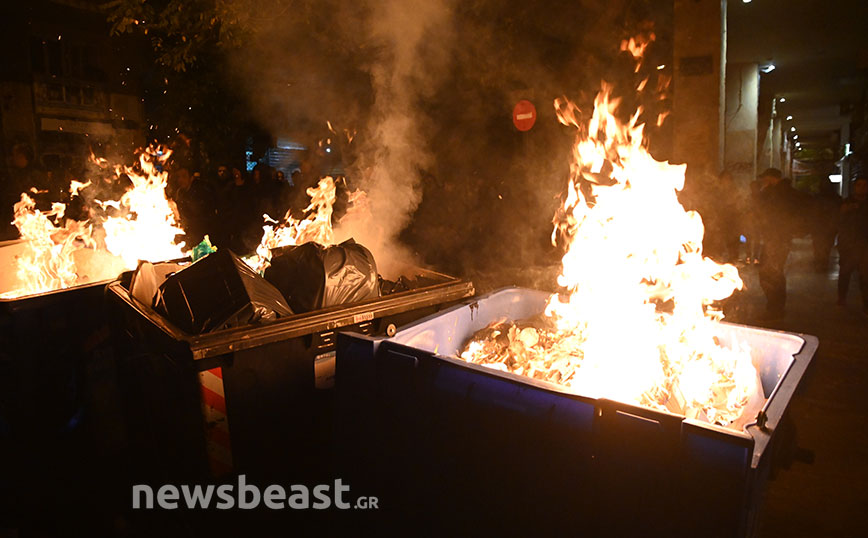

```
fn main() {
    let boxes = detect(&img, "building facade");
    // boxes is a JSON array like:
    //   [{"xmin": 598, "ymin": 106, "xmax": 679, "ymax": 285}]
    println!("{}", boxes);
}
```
[{"xmin": 0, "ymin": 1, "xmax": 145, "ymax": 179}]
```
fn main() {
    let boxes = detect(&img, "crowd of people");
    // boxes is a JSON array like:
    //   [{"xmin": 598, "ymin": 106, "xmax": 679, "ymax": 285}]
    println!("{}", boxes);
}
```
[
  {"xmin": 692, "ymin": 167, "xmax": 868, "ymax": 320},
  {"xmin": 171, "ymin": 164, "xmax": 278, "ymax": 253},
  {"xmin": 165, "ymin": 160, "xmax": 333, "ymax": 254}
]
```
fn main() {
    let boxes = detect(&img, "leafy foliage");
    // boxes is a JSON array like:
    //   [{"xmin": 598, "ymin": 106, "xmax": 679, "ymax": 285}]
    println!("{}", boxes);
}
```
[
  {"xmin": 106, "ymin": 0, "xmax": 288, "ymax": 72},
  {"xmin": 103, "ymin": 0, "xmax": 286, "ymax": 168}
]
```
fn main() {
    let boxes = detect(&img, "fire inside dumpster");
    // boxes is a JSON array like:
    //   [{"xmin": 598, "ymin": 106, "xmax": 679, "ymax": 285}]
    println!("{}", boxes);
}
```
[
  {"xmin": 0, "ymin": 148, "xmax": 187, "ymax": 299},
  {"xmin": 457, "ymin": 62, "xmax": 758, "ymax": 428},
  {"xmin": 0, "ymin": 145, "xmax": 373, "ymax": 302}
]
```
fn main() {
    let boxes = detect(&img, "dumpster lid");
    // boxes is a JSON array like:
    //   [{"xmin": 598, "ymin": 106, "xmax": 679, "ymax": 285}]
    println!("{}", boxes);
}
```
[{"xmin": 108, "ymin": 267, "xmax": 475, "ymax": 360}]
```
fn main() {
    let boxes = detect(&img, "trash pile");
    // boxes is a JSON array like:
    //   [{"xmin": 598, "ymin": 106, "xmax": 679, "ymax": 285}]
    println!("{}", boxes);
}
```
[
  {"xmin": 458, "ymin": 316, "xmax": 766, "ymax": 428},
  {"xmin": 130, "ymin": 238, "xmax": 413, "ymax": 334},
  {"xmin": 264, "ymin": 239, "xmax": 378, "ymax": 314},
  {"xmin": 458, "ymin": 316, "xmax": 579, "ymax": 386}
]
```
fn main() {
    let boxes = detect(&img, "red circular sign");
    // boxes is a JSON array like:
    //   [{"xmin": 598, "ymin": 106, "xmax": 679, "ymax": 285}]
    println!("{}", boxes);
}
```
[{"xmin": 512, "ymin": 99, "xmax": 537, "ymax": 132}]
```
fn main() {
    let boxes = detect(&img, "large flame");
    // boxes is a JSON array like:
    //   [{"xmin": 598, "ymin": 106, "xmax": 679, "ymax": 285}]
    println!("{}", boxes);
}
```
[
  {"xmin": 100, "ymin": 150, "xmax": 187, "ymax": 268},
  {"xmin": 244, "ymin": 176, "xmax": 368, "ymax": 273},
  {"xmin": 460, "ymin": 81, "xmax": 758, "ymax": 427},
  {"xmin": 8, "ymin": 192, "xmax": 97, "ymax": 296},
  {"xmin": 2, "ymin": 147, "xmax": 186, "ymax": 298}
]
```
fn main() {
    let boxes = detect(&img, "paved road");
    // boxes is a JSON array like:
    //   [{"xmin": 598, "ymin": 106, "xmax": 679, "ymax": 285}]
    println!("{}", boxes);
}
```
[{"xmin": 738, "ymin": 240, "xmax": 868, "ymax": 538}]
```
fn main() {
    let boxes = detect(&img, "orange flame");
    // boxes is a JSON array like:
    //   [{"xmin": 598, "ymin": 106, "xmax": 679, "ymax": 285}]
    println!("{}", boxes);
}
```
[
  {"xmin": 2, "ymin": 147, "xmax": 187, "ymax": 298},
  {"xmin": 244, "ymin": 176, "xmax": 353, "ymax": 273},
  {"xmin": 461, "ymin": 82, "xmax": 758, "ymax": 427},
  {"xmin": 5, "ymin": 194, "xmax": 95, "ymax": 296},
  {"xmin": 620, "ymin": 32, "xmax": 656, "ymax": 72},
  {"xmin": 101, "ymin": 149, "xmax": 187, "ymax": 268}
]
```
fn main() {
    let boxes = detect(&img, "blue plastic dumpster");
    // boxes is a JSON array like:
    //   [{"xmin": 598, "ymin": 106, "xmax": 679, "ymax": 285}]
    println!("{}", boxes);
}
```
[{"xmin": 335, "ymin": 287, "xmax": 818, "ymax": 537}]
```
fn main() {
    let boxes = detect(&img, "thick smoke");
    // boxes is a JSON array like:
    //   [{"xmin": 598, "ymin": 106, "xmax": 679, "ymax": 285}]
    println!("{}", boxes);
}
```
[
  {"xmin": 336, "ymin": 0, "xmax": 456, "ymax": 277},
  {"xmin": 224, "ymin": 0, "xmax": 455, "ymax": 277},
  {"xmin": 223, "ymin": 0, "xmax": 671, "ymax": 283}
]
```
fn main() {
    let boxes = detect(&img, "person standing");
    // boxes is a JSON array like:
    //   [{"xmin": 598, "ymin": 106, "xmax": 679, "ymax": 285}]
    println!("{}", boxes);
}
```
[
  {"xmin": 757, "ymin": 168, "xmax": 802, "ymax": 319},
  {"xmin": 811, "ymin": 178, "xmax": 841, "ymax": 272},
  {"xmin": 837, "ymin": 176, "xmax": 868, "ymax": 313},
  {"xmin": 717, "ymin": 171, "xmax": 743, "ymax": 263},
  {"xmin": 218, "ymin": 168, "xmax": 257, "ymax": 253},
  {"xmin": 744, "ymin": 179, "xmax": 764, "ymax": 264},
  {"xmin": 264, "ymin": 168, "xmax": 291, "ymax": 219},
  {"xmin": 171, "ymin": 167, "xmax": 217, "ymax": 246}
]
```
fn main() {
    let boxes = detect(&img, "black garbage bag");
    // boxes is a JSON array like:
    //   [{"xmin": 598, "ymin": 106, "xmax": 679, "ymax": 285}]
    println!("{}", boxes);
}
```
[
  {"xmin": 264, "ymin": 239, "xmax": 379, "ymax": 313},
  {"xmin": 378, "ymin": 274, "xmax": 445, "ymax": 295},
  {"xmin": 378, "ymin": 275, "xmax": 410, "ymax": 296},
  {"xmin": 154, "ymin": 249, "xmax": 294, "ymax": 334}
]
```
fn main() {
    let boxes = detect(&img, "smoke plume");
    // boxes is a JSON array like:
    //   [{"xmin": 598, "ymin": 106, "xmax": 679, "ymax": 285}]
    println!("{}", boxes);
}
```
[
  {"xmin": 336, "ymin": 0, "xmax": 455, "ymax": 276},
  {"xmin": 223, "ymin": 0, "xmax": 670, "ymax": 280}
]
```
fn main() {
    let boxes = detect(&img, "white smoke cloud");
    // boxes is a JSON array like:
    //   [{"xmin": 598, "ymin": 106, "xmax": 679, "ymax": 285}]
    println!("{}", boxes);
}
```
[{"xmin": 338, "ymin": 0, "xmax": 456, "ymax": 277}]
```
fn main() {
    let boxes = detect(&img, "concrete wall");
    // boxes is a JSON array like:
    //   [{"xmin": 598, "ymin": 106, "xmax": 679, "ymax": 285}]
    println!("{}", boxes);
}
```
[
  {"xmin": 724, "ymin": 62, "xmax": 758, "ymax": 186},
  {"xmin": 672, "ymin": 0, "xmax": 727, "ymax": 180},
  {"xmin": 772, "ymin": 115, "xmax": 782, "ymax": 170}
]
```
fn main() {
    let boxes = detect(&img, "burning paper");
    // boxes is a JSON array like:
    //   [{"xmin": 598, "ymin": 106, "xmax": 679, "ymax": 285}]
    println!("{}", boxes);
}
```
[
  {"xmin": 100, "ymin": 150, "xmax": 188, "ymax": 268},
  {"xmin": 243, "ymin": 176, "xmax": 369, "ymax": 273},
  {"xmin": 459, "ymin": 75, "xmax": 759, "ymax": 427},
  {"xmin": 2, "ymin": 147, "xmax": 186, "ymax": 298}
]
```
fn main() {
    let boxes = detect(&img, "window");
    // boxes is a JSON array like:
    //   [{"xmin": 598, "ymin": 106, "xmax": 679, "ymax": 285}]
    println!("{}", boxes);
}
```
[
  {"xmin": 46, "ymin": 83, "xmax": 63, "ymax": 102},
  {"xmin": 64, "ymin": 44, "xmax": 84, "ymax": 79},
  {"xmin": 30, "ymin": 36, "xmax": 105, "ymax": 82},
  {"xmin": 30, "ymin": 36, "xmax": 45, "ymax": 73},
  {"xmin": 65, "ymin": 85, "xmax": 82, "ymax": 105},
  {"xmin": 47, "ymin": 41, "xmax": 62, "ymax": 77}
]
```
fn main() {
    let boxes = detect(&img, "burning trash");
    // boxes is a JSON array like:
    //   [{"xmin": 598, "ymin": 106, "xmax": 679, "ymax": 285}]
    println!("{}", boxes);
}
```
[
  {"xmin": 0, "ymin": 145, "xmax": 368, "ymax": 305},
  {"xmin": 113, "ymin": 170, "xmax": 373, "ymax": 332},
  {"xmin": 459, "ymin": 315, "xmax": 762, "ymax": 427},
  {"xmin": 243, "ymin": 176, "xmax": 360, "ymax": 273},
  {"xmin": 120, "ymin": 174, "xmax": 420, "ymax": 334},
  {"xmin": 458, "ymin": 75, "xmax": 758, "ymax": 428},
  {"xmin": 1, "ymin": 148, "xmax": 187, "ymax": 299}
]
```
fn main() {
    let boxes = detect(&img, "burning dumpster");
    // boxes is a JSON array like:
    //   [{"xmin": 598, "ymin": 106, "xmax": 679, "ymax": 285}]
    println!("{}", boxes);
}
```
[
  {"xmin": 106, "ymin": 263, "xmax": 473, "ymax": 481},
  {"xmin": 0, "ymin": 238, "xmax": 131, "ymax": 531},
  {"xmin": 334, "ymin": 287, "xmax": 817, "ymax": 537},
  {"xmin": 0, "ymin": 239, "xmax": 117, "ymax": 438},
  {"xmin": 327, "ymin": 41, "xmax": 818, "ymax": 535},
  {"xmin": 0, "ymin": 148, "xmax": 201, "ymax": 466}
]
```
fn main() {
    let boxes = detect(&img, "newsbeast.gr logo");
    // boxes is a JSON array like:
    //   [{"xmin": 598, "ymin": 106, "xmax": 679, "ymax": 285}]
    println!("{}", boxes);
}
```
[{"xmin": 132, "ymin": 476, "xmax": 378, "ymax": 510}]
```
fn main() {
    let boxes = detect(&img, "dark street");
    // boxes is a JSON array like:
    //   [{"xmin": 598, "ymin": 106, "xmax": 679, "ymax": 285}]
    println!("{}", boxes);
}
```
[
  {"xmin": 749, "ymin": 241, "xmax": 868, "ymax": 537},
  {"xmin": 1, "ymin": 0, "xmax": 868, "ymax": 536}
]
